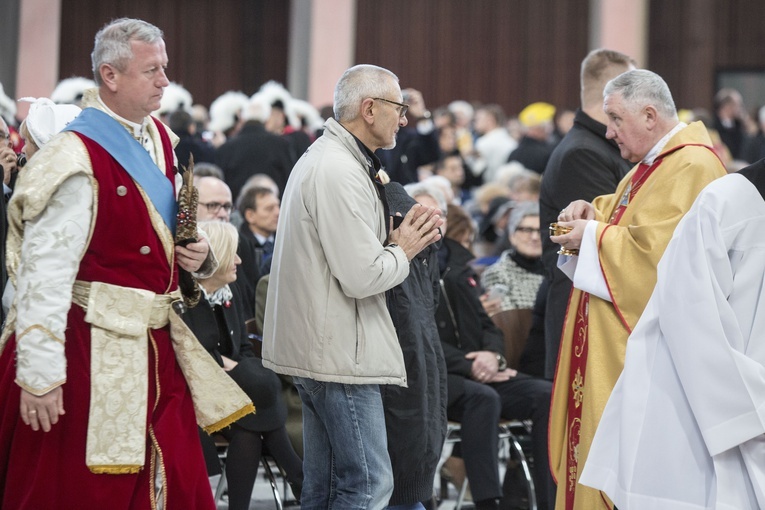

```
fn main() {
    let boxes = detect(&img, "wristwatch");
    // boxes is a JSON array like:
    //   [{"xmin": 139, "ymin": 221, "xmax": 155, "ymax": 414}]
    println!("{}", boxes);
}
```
[{"xmin": 496, "ymin": 353, "xmax": 508, "ymax": 371}]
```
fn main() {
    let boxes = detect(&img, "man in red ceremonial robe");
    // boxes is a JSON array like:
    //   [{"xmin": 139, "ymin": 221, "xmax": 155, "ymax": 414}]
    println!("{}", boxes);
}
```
[{"xmin": 0, "ymin": 18, "xmax": 252, "ymax": 509}]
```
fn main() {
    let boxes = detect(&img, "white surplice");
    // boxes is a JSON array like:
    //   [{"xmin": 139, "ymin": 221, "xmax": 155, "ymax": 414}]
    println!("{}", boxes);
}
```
[{"xmin": 580, "ymin": 172, "xmax": 765, "ymax": 509}]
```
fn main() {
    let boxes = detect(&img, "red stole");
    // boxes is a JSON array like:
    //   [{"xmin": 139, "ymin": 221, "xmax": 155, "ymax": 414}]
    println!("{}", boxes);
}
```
[{"xmin": 563, "ymin": 159, "xmax": 662, "ymax": 509}]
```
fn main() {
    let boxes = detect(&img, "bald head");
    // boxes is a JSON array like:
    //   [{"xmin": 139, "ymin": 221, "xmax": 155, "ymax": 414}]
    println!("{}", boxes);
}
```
[{"xmin": 196, "ymin": 176, "xmax": 233, "ymax": 221}]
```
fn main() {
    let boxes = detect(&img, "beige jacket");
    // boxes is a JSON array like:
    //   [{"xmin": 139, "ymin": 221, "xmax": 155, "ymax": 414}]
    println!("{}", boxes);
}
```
[{"xmin": 262, "ymin": 118, "xmax": 410, "ymax": 386}]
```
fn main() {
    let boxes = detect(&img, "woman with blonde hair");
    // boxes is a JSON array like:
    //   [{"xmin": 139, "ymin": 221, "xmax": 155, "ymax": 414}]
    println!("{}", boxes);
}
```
[{"xmin": 183, "ymin": 221, "xmax": 302, "ymax": 509}]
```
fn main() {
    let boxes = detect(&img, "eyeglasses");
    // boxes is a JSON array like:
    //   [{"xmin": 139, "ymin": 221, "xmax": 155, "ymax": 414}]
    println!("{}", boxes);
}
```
[
  {"xmin": 515, "ymin": 226, "xmax": 540, "ymax": 235},
  {"xmin": 372, "ymin": 97, "xmax": 409, "ymax": 118},
  {"xmin": 199, "ymin": 201, "xmax": 233, "ymax": 214}
]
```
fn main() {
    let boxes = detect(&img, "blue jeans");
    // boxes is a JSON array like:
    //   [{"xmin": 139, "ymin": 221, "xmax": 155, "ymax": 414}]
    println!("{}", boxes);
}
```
[
  {"xmin": 294, "ymin": 377, "xmax": 394, "ymax": 509},
  {"xmin": 387, "ymin": 504, "xmax": 426, "ymax": 510}
]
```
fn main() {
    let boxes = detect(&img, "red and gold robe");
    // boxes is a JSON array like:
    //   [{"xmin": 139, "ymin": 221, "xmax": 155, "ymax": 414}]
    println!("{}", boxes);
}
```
[
  {"xmin": 0, "ymin": 91, "xmax": 252, "ymax": 509},
  {"xmin": 550, "ymin": 121, "xmax": 727, "ymax": 510}
]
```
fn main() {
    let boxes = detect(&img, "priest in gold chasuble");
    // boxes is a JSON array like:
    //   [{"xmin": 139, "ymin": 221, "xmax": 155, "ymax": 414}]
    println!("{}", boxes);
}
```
[{"xmin": 547, "ymin": 69, "xmax": 727, "ymax": 510}]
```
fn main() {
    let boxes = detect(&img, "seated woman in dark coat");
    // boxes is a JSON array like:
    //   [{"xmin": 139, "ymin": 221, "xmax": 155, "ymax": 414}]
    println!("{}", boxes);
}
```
[{"xmin": 183, "ymin": 221, "xmax": 302, "ymax": 510}]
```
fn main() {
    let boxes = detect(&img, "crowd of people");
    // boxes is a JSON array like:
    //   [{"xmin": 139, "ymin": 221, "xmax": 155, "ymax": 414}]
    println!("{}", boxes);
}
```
[{"xmin": 0, "ymin": 16, "xmax": 763, "ymax": 510}]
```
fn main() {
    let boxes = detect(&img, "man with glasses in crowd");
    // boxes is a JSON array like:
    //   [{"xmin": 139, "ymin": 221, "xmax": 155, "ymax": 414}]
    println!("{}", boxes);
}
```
[
  {"xmin": 262, "ymin": 64, "xmax": 443, "ymax": 509},
  {"xmin": 197, "ymin": 175, "xmax": 235, "ymax": 222}
]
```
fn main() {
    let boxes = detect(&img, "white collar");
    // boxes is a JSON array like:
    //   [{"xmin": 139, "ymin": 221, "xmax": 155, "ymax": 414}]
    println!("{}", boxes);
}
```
[
  {"xmin": 96, "ymin": 93, "xmax": 149, "ymax": 140},
  {"xmin": 642, "ymin": 122, "xmax": 687, "ymax": 165},
  {"xmin": 201, "ymin": 284, "xmax": 233, "ymax": 307},
  {"xmin": 253, "ymin": 232, "xmax": 274, "ymax": 245}
]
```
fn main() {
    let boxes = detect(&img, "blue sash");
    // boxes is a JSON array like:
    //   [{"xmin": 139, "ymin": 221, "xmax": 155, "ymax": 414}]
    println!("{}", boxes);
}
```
[{"xmin": 64, "ymin": 108, "xmax": 177, "ymax": 234}]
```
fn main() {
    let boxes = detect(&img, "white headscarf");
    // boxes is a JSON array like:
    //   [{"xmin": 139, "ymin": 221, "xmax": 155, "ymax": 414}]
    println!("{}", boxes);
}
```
[{"xmin": 19, "ymin": 97, "xmax": 81, "ymax": 147}]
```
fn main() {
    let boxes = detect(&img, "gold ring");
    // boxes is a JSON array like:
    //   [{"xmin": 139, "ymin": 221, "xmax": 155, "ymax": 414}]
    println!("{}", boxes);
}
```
[{"xmin": 29, "ymin": 410, "xmax": 37, "ymax": 414}]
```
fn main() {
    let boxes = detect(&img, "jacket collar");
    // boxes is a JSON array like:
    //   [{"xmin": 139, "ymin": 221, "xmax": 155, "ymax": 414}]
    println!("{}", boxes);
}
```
[
  {"xmin": 439, "ymin": 237, "xmax": 475, "ymax": 274},
  {"xmin": 323, "ymin": 118, "xmax": 379, "ymax": 172}
]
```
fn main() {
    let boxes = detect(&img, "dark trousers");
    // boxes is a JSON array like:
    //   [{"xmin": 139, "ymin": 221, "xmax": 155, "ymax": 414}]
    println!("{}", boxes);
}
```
[{"xmin": 447, "ymin": 373, "xmax": 555, "ymax": 510}]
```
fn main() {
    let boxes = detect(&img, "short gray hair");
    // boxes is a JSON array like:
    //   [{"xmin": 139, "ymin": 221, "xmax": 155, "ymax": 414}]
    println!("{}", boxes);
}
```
[
  {"xmin": 404, "ymin": 182, "xmax": 448, "ymax": 212},
  {"xmin": 91, "ymin": 18, "xmax": 164, "ymax": 85},
  {"xmin": 333, "ymin": 65, "xmax": 399, "ymax": 122},
  {"xmin": 604, "ymin": 69, "xmax": 677, "ymax": 120}
]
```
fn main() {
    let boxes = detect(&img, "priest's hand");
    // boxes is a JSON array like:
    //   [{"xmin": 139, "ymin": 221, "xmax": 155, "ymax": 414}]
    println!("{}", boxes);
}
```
[
  {"xmin": 550, "ymin": 219, "xmax": 588, "ymax": 252},
  {"xmin": 20, "ymin": 387, "xmax": 65, "ymax": 432},
  {"xmin": 176, "ymin": 237, "xmax": 210, "ymax": 272},
  {"xmin": 558, "ymin": 200, "xmax": 595, "ymax": 221}
]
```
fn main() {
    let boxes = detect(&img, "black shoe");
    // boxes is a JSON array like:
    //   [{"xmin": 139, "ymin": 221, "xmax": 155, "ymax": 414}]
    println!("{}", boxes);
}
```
[
  {"xmin": 288, "ymin": 480, "xmax": 302, "ymax": 503},
  {"xmin": 475, "ymin": 498, "xmax": 500, "ymax": 510}
]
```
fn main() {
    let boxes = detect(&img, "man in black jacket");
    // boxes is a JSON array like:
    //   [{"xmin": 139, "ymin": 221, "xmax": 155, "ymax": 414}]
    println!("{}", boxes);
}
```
[
  {"xmin": 538, "ymin": 48, "xmax": 635, "ymax": 379},
  {"xmin": 216, "ymin": 97, "xmax": 293, "ymax": 202},
  {"xmin": 382, "ymin": 182, "xmax": 447, "ymax": 509},
  {"xmin": 436, "ymin": 228, "xmax": 554, "ymax": 510}
]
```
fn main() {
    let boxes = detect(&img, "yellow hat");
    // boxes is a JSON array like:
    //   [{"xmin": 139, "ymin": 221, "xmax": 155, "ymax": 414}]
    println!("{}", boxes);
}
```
[
  {"xmin": 519, "ymin": 102, "xmax": 556, "ymax": 127},
  {"xmin": 677, "ymin": 109, "xmax": 694, "ymax": 124}
]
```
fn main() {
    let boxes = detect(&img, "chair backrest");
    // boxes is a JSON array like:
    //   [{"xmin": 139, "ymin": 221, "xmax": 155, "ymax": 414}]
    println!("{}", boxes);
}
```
[{"xmin": 491, "ymin": 308, "xmax": 533, "ymax": 369}]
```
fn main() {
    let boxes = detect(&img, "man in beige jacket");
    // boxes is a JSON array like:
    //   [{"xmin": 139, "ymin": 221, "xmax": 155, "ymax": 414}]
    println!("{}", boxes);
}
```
[{"xmin": 262, "ymin": 64, "xmax": 442, "ymax": 509}]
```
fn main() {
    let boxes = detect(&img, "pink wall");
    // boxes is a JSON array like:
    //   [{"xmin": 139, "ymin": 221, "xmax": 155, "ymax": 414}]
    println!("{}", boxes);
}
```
[
  {"xmin": 595, "ymin": 0, "xmax": 648, "ymax": 67},
  {"xmin": 12, "ymin": 0, "xmax": 649, "ymax": 118},
  {"xmin": 15, "ymin": 0, "xmax": 62, "ymax": 120},
  {"xmin": 307, "ymin": 0, "xmax": 356, "ymax": 109}
]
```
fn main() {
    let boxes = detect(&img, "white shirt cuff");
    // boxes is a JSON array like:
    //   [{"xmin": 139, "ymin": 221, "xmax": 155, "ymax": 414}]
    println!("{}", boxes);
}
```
[{"xmin": 566, "ymin": 221, "xmax": 611, "ymax": 302}]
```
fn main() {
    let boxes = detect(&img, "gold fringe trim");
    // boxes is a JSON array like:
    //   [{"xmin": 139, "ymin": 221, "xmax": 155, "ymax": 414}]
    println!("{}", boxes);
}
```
[
  {"xmin": 202, "ymin": 403, "xmax": 256, "ymax": 434},
  {"xmin": 88, "ymin": 464, "xmax": 143, "ymax": 475}
]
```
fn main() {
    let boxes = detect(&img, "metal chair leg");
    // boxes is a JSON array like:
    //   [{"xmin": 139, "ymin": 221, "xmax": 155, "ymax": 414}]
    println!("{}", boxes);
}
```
[{"xmin": 261, "ymin": 456, "xmax": 284, "ymax": 510}]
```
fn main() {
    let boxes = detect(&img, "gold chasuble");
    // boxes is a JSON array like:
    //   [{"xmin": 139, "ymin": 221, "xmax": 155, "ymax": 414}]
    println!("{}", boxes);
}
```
[{"xmin": 549, "ymin": 121, "xmax": 727, "ymax": 510}]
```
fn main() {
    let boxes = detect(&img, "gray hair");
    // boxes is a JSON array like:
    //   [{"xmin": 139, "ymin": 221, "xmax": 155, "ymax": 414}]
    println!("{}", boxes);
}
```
[
  {"xmin": 333, "ymin": 65, "xmax": 399, "ymax": 122},
  {"xmin": 91, "ymin": 18, "xmax": 164, "ymax": 85},
  {"xmin": 403, "ymin": 182, "xmax": 448, "ymax": 212},
  {"xmin": 507, "ymin": 201, "xmax": 539, "ymax": 235},
  {"xmin": 604, "ymin": 69, "xmax": 677, "ymax": 120}
]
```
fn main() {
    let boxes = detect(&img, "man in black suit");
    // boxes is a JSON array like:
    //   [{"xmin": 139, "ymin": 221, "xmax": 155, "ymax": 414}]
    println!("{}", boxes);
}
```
[
  {"xmin": 216, "ymin": 96, "xmax": 293, "ymax": 202},
  {"xmin": 537, "ymin": 49, "xmax": 636, "ymax": 379},
  {"xmin": 237, "ymin": 185, "xmax": 280, "ymax": 277}
]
